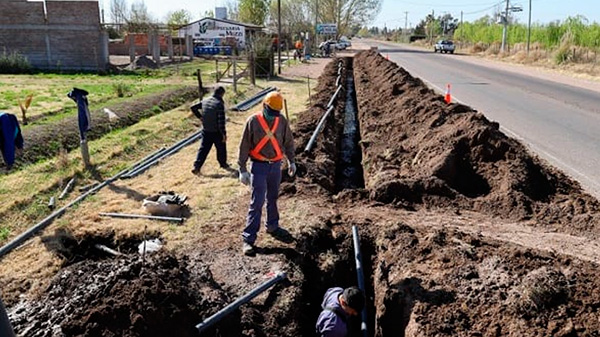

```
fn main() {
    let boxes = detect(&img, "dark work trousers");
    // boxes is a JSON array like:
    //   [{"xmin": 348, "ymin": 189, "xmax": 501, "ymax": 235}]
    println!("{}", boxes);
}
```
[
  {"xmin": 193, "ymin": 130, "xmax": 228, "ymax": 170},
  {"xmin": 242, "ymin": 160, "xmax": 282, "ymax": 245}
]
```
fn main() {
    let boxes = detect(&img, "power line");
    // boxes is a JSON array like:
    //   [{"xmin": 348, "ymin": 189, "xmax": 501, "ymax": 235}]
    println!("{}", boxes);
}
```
[
  {"xmin": 463, "ymin": 1, "xmax": 504, "ymax": 15},
  {"xmin": 394, "ymin": 0, "xmax": 501, "ymax": 8}
]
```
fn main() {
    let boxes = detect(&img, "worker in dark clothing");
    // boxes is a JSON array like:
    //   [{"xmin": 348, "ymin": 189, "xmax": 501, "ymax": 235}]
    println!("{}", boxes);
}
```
[
  {"xmin": 316, "ymin": 287, "xmax": 365, "ymax": 337},
  {"xmin": 191, "ymin": 86, "xmax": 232, "ymax": 175},
  {"xmin": 0, "ymin": 112, "xmax": 24, "ymax": 170}
]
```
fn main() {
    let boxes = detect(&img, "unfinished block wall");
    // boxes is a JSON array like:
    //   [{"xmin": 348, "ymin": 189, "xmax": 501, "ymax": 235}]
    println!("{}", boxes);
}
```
[{"xmin": 0, "ymin": 0, "xmax": 108, "ymax": 71}]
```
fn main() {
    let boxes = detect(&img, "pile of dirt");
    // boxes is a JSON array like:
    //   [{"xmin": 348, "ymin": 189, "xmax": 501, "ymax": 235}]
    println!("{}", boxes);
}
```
[
  {"xmin": 293, "ymin": 59, "xmax": 348, "ymax": 192},
  {"xmin": 15, "ymin": 86, "xmax": 197, "ymax": 166},
  {"xmin": 8, "ymin": 252, "xmax": 239, "ymax": 337},
  {"xmin": 372, "ymin": 222, "xmax": 600, "ymax": 336},
  {"xmin": 297, "ymin": 50, "xmax": 600, "ymax": 237}
]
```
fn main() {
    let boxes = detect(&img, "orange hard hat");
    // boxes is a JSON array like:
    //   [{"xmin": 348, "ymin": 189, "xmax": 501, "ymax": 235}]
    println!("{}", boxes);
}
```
[{"xmin": 263, "ymin": 91, "xmax": 284, "ymax": 111}]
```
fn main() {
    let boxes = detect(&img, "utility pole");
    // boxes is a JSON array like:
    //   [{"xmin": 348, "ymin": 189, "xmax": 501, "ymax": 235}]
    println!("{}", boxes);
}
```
[
  {"xmin": 315, "ymin": 0, "xmax": 318, "ymax": 49},
  {"xmin": 501, "ymin": 0, "xmax": 509, "ymax": 52},
  {"xmin": 404, "ymin": 11, "xmax": 408, "ymax": 36},
  {"xmin": 430, "ymin": 9, "xmax": 434, "ymax": 43},
  {"xmin": 460, "ymin": 11, "xmax": 463, "ymax": 41},
  {"xmin": 277, "ymin": 0, "xmax": 281, "ymax": 74},
  {"xmin": 526, "ymin": 0, "xmax": 532, "ymax": 54}
]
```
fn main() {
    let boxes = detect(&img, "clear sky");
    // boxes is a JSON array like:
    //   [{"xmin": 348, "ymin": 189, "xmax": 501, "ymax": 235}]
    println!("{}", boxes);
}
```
[
  {"xmin": 99, "ymin": 0, "xmax": 600, "ymax": 27},
  {"xmin": 372, "ymin": 0, "xmax": 600, "ymax": 29}
]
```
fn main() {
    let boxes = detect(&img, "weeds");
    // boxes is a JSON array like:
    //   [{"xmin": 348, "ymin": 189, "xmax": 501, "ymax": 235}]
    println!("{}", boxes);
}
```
[
  {"xmin": 0, "ymin": 49, "xmax": 32, "ymax": 74},
  {"xmin": 113, "ymin": 82, "xmax": 133, "ymax": 98}
]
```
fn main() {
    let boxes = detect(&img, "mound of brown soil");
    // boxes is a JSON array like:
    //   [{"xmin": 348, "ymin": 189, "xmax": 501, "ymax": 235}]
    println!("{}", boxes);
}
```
[
  {"xmin": 373, "ymin": 223, "xmax": 600, "ymax": 336},
  {"xmin": 9, "ymin": 253, "xmax": 239, "ymax": 337},
  {"xmin": 296, "ymin": 50, "xmax": 600, "ymax": 237}
]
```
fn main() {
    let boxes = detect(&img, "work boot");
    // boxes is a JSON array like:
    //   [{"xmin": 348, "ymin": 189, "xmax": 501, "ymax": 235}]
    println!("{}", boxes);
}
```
[
  {"xmin": 266, "ymin": 227, "xmax": 293, "ymax": 243},
  {"xmin": 191, "ymin": 167, "xmax": 201, "ymax": 176},
  {"xmin": 242, "ymin": 242, "xmax": 255, "ymax": 256}
]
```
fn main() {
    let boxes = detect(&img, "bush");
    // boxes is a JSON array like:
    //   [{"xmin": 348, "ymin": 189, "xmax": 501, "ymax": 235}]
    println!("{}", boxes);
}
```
[
  {"xmin": 0, "ymin": 49, "xmax": 32, "ymax": 74},
  {"xmin": 113, "ymin": 82, "xmax": 133, "ymax": 97}
]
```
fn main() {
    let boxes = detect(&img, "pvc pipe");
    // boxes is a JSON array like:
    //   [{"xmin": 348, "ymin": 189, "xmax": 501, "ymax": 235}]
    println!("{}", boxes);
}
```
[
  {"xmin": 196, "ymin": 271, "xmax": 286, "ymax": 333},
  {"xmin": 122, "ymin": 132, "xmax": 203, "ymax": 178},
  {"xmin": 0, "ymin": 166, "xmax": 130, "ymax": 260},
  {"xmin": 327, "ymin": 85, "xmax": 342, "ymax": 109},
  {"xmin": 304, "ymin": 105, "xmax": 335, "ymax": 153},
  {"xmin": 47, "ymin": 197, "xmax": 56, "ymax": 210},
  {"xmin": 58, "ymin": 177, "xmax": 76, "ymax": 200},
  {"xmin": 124, "ymin": 146, "xmax": 168, "ymax": 174},
  {"xmin": 121, "ymin": 131, "xmax": 201, "ymax": 178},
  {"xmin": 99, "ymin": 212, "xmax": 184, "ymax": 223},
  {"xmin": 335, "ymin": 75, "xmax": 341, "ymax": 87},
  {"xmin": 0, "ymin": 297, "xmax": 15, "ymax": 337},
  {"xmin": 230, "ymin": 87, "xmax": 276, "ymax": 111},
  {"xmin": 94, "ymin": 244, "xmax": 123, "ymax": 256},
  {"xmin": 352, "ymin": 226, "xmax": 368, "ymax": 337},
  {"xmin": 78, "ymin": 181, "xmax": 99, "ymax": 192}
]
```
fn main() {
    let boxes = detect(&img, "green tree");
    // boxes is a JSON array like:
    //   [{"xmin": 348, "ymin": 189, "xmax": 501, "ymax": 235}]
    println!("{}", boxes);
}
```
[
  {"xmin": 312, "ymin": 0, "xmax": 382, "ymax": 37},
  {"xmin": 239, "ymin": 0, "xmax": 269, "ymax": 26},
  {"xmin": 166, "ymin": 9, "xmax": 192, "ymax": 34}
]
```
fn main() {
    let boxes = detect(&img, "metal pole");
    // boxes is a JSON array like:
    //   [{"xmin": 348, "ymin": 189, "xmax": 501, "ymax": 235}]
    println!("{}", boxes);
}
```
[
  {"xmin": 404, "ymin": 11, "xmax": 408, "ymax": 37},
  {"xmin": 352, "ymin": 226, "xmax": 368, "ymax": 337},
  {"xmin": 0, "ymin": 297, "xmax": 15, "ymax": 337},
  {"xmin": 526, "ymin": 0, "xmax": 532, "ymax": 55},
  {"xmin": 277, "ymin": 0, "xmax": 282, "ymax": 74},
  {"xmin": 99, "ymin": 212, "xmax": 184, "ymax": 223},
  {"xmin": 196, "ymin": 271, "xmax": 287, "ymax": 333},
  {"xmin": 501, "ymin": 0, "xmax": 509, "ymax": 52}
]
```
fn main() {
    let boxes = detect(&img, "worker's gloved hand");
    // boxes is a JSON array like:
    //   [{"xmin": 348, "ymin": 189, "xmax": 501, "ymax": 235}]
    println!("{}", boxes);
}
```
[
  {"xmin": 239, "ymin": 171, "xmax": 251, "ymax": 185},
  {"xmin": 288, "ymin": 162, "xmax": 297, "ymax": 177}
]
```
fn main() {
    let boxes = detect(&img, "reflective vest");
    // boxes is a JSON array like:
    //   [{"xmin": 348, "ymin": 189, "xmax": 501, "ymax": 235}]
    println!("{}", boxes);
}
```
[{"xmin": 249, "ymin": 113, "xmax": 284, "ymax": 162}]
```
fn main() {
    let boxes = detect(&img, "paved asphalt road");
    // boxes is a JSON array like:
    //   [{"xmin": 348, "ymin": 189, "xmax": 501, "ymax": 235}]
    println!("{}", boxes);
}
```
[{"xmin": 364, "ymin": 40, "xmax": 600, "ymax": 198}]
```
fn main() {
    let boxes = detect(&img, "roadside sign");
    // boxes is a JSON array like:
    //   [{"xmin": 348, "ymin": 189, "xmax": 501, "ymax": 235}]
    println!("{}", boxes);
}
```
[{"xmin": 317, "ymin": 23, "xmax": 337, "ymax": 35}]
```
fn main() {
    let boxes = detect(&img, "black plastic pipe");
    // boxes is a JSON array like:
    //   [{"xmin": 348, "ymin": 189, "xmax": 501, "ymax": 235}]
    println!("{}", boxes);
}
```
[
  {"xmin": 122, "ymin": 131, "xmax": 203, "ymax": 178},
  {"xmin": 0, "ymin": 166, "xmax": 130, "ymax": 260},
  {"xmin": 0, "ymin": 297, "xmax": 14, "ymax": 337},
  {"xmin": 352, "ymin": 226, "xmax": 368, "ymax": 337},
  {"xmin": 230, "ymin": 87, "xmax": 277, "ymax": 111},
  {"xmin": 196, "ymin": 271, "xmax": 286, "ymax": 334},
  {"xmin": 327, "ymin": 85, "xmax": 342, "ymax": 108},
  {"xmin": 304, "ymin": 105, "xmax": 335, "ymax": 153}
]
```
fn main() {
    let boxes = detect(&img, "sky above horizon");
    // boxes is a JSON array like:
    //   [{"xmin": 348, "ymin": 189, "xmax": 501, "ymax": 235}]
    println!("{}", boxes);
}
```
[{"xmin": 99, "ymin": 0, "xmax": 600, "ymax": 27}]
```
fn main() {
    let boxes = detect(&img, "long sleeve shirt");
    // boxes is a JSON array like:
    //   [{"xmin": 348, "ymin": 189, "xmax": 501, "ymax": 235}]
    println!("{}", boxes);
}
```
[
  {"xmin": 0, "ymin": 112, "xmax": 23, "ymax": 167},
  {"xmin": 315, "ymin": 287, "xmax": 349, "ymax": 337},
  {"xmin": 201, "ymin": 95, "xmax": 226, "ymax": 136},
  {"xmin": 237, "ymin": 113, "xmax": 295, "ymax": 173}
]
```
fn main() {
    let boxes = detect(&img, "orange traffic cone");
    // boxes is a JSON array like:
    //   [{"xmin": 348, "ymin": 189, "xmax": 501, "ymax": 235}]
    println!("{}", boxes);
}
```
[{"xmin": 444, "ymin": 84, "xmax": 452, "ymax": 104}]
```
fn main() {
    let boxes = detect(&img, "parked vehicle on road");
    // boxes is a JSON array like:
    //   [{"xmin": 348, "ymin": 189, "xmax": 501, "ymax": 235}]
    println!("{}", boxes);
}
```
[{"xmin": 434, "ymin": 40, "xmax": 455, "ymax": 54}]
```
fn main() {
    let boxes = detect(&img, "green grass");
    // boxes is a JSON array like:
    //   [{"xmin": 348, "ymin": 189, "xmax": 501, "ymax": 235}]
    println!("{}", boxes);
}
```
[{"xmin": 0, "ymin": 227, "xmax": 9, "ymax": 241}]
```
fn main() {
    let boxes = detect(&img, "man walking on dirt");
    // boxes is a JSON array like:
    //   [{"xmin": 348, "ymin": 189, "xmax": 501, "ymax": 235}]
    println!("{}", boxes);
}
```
[
  {"xmin": 191, "ymin": 86, "xmax": 233, "ymax": 175},
  {"xmin": 316, "ymin": 286, "xmax": 365, "ymax": 337},
  {"xmin": 237, "ymin": 91, "xmax": 296, "ymax": 255}
]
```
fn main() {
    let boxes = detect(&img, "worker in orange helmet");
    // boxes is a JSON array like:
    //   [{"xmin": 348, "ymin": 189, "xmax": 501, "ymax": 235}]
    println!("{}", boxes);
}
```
[{"xmin": 237, "ymin": 91, "xmax": 296, "ymax": 255}]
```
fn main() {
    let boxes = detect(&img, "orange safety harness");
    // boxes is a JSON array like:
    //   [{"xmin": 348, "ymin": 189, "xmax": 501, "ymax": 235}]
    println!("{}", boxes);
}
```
[{"xmin": 249, "ymin": 113, "xmax": 284, "ymax": 162}]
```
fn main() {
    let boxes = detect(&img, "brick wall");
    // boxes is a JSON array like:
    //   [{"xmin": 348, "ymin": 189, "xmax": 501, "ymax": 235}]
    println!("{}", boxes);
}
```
[{"xmin": 0, "ymin": 0, "xmax": 108, "ymax": 71}]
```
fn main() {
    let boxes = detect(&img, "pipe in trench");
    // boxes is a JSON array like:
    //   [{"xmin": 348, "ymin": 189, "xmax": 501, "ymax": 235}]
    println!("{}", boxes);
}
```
[
  {"xmin": 304, "ymin": 105, "xmax": 335, "ymax": 153},
  {"xmin": 99, "ymin": 212, "xmax": 184, "ymax": 223},
  {"xmin": 196, "ymin": 271, "xmax": 286, "ymax": 334},
  {"xmin": 352, "ymin": 226, "xmax": 368, "ymax": 337}
]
